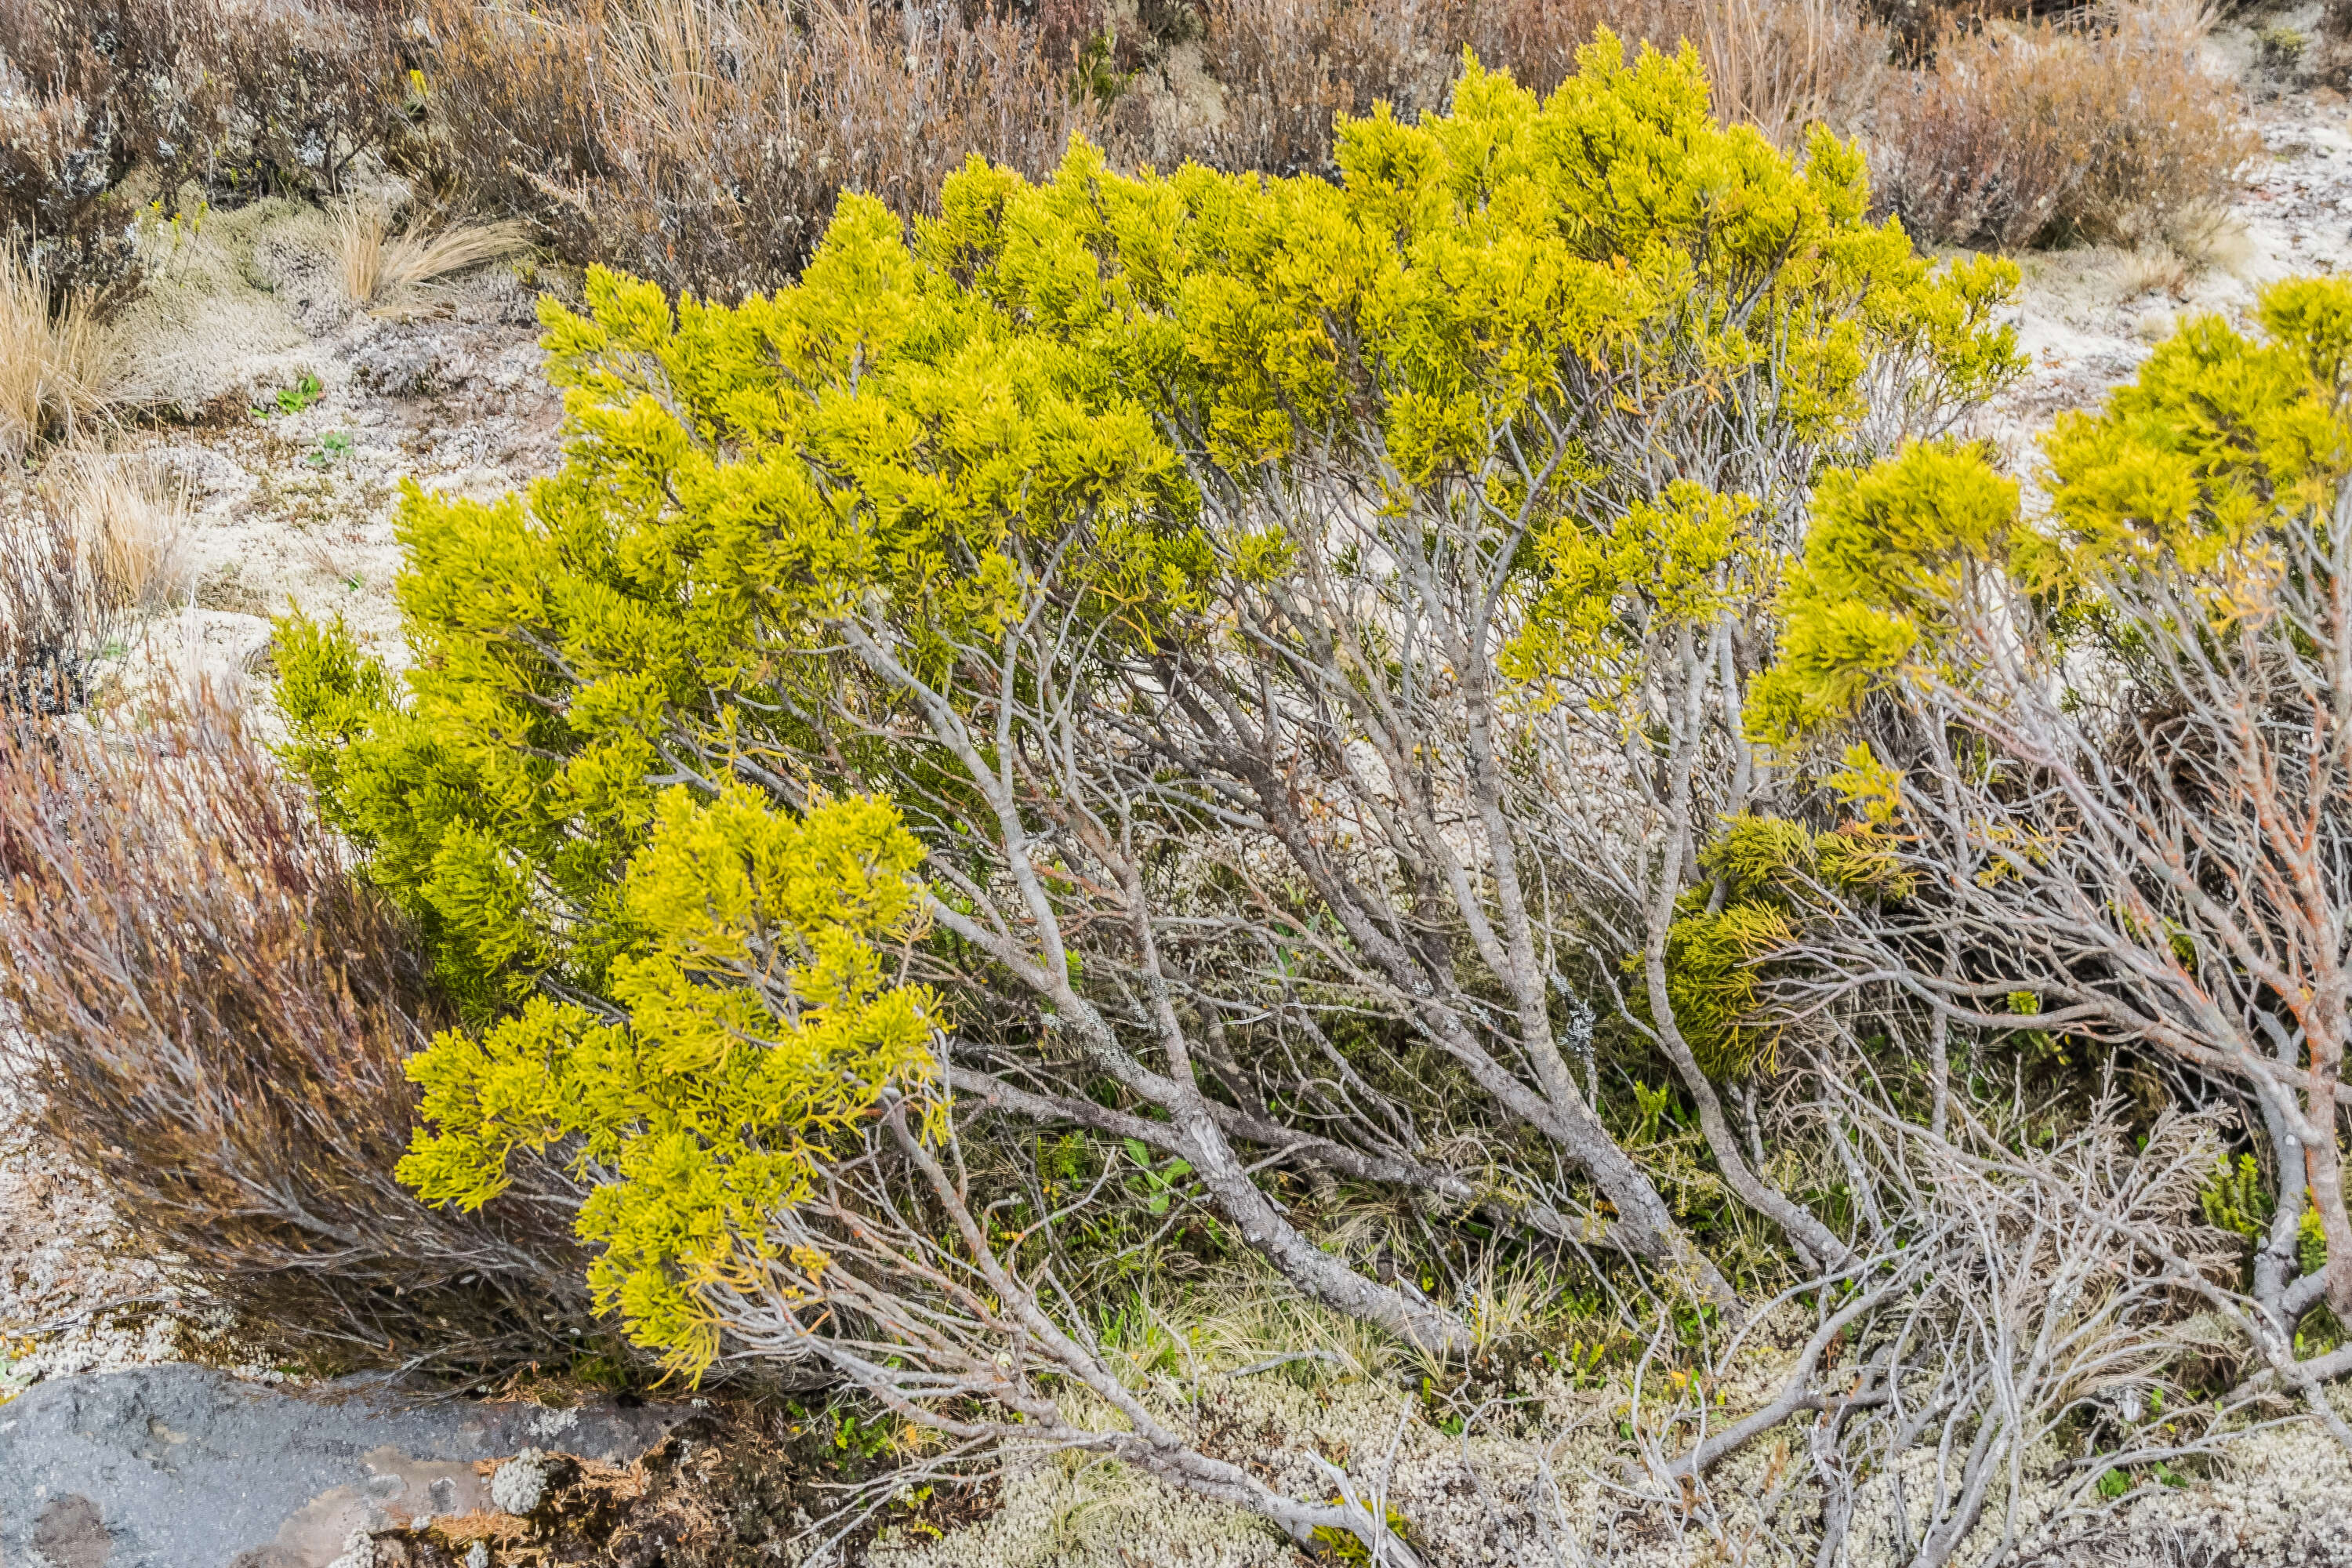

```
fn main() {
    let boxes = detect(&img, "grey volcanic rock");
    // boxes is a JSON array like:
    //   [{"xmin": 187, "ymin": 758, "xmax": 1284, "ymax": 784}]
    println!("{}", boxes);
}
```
[{"xmin": 0, "ymin": 1366, "xmax": 684, "ymax": 1568}]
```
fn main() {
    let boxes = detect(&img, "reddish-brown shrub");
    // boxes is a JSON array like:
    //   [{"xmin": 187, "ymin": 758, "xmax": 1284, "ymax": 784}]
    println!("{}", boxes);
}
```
[
  {"xmin": 1186, "ymin": 0, "xmax": 1885, "ymax": 176},
  {"xmin": 0, "ymin": 74, "xmax": 142, "ymax": 303},
  {"xmin": 1869, "ymin": 2, "xmax": 2256, "ymax": 250},
  {"xmin": 412, "ymin": 0, "xmax": 1090, "ymax": 301},
  {"xmin": 0, "ymin": 702, "xmax": 611, "ymax": 1375},
  {"xmin": 1196, "ymin": 0, "xmax": 1455, "ymax": 173},
  {"xmin": 0, "ymin": 488, "xmax": 102, "ymax": 711}
]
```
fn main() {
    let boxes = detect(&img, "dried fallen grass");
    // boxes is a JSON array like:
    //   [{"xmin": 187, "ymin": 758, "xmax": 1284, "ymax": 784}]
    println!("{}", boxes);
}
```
[
  {"xmin": 0, "ymin": 248, "xmax": 116, "ymax": 459},
  {"xmin": 332, "ymin": 202, "xmax": 531, "ymax": 314},
  {"xmin": 1869, "ymin": 0, "xmax": 2256, "ymax": 251}
]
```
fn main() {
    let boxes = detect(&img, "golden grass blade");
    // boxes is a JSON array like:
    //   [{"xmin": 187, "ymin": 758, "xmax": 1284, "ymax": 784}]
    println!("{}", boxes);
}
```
[
  {"xmin": 45, "ymin": 451, "xmax": 194, "ymax": 615},
  {"xmin": 0, "ymin": 248, "xmax": 120, "ymax": 460},
  {"xmin": 333, "ymin": 201, "xmax": 531, "ymax": 314}
]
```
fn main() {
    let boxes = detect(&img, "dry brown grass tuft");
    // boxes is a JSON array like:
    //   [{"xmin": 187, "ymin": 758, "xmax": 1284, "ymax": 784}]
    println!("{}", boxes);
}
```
[
  {"xmin": 2171, "ymin": 198, "xmax": 2258, "ymax": 276},
  {"xmin": 45, "ymin": 452, "xmax": 192, "ymax": 614},
  {"xmin": 0, "ymin": 249, "xmax": 116, "ymax": 459},
  {"xmin": 0, "ymin": 700, "xmax": 615, "ymax": 1374},
  {"xmin": 2119, "ymin": 244, "xmax": 2191, "ymax": 298},
  {"xmin": 333, "ymin": 202, "xmax": 532, "ymax": 314},
  {"xmin": 1868, "ymin": 0, "xmax": 2256, "ymax": 251},
  {"xmin": 1697, "ymin": 0, "xmax": 1887, "ymax": 147}
]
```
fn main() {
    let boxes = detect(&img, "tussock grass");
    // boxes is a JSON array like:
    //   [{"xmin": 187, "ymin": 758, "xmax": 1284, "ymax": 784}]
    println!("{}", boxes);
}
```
[
  {"xmin": 333, "ymin": 202, "xmax": 530, "ymax": 314},
  {"xmin": 46, "ymin": 452, "xmax": 192, "ymax": 615},
  {"xmin": 2119, "ymin": 245, "xmax": 2191, "ymax": 298},
  {"xmin": 0, "ymin": 249, "xmax": 117, "ymax": 459},
  {"xmin": 2172, "ymin": 199, "xmax": 2258, "ymax": 277},
  {"xmin": 416, "ymin": 0, "xmax": 1080, "ymax": 300}
]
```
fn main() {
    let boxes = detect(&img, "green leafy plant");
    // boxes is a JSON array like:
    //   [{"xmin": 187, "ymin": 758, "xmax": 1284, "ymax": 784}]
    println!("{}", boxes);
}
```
[
  {"xmin": 1629, "ymin": 1080, "xmax": 1679, "ymax": 1145},
  {"xmin": 1121, "ymin": 1136, "xmax": 1194, "ymax": 1217},
  {"xmin": 1069, "ymin": 27, "xmax": 1133, "ymax": 106},
  {"xmin": 2201, "ymin": 1155, "xmax": 2270, "ymax": 1244},
  {"xmin": 254, "ymin": 372, "xmax": 323, "ymax": 419}
]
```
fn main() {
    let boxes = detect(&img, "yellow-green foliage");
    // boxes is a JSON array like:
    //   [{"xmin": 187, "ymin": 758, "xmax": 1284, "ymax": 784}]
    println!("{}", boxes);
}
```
[
  {"xmin": 283, "ymin": 40, "xmax": 2013, "ymax": 1014},
  {"xmin": 931, "ymin": 42, "xmax": 2016, "ymax": 488},
  {"xmin": 1704, "ymin": 808, "xmax": 1918, "ymax": 907},
  {"xmin": 2200, "ymin": 1156, "xmax": 2330, "ymax": 1276},
  {"xmin": 1747, "ymin": 438, "xmax": 2020, "ymax": 745},
  {"xmin": 275, "ymin": 40, "xmax": 2019, "ymax": 1377},
  {"xmin": 2201, "ymin": 1154, "xmax": 2270, "ymax": 1243},
  {"xmin": 274, "ymin": 202, "xmax": 1197, "ymax": 1015},
  {"xmin": 1657, "ymin": 897, "xmax": 1798, "ymax": 1079},
  {"xmin": 1313, "ymin": 1504, "xmax": 1416, "ymax": 1563},
  {"xmin": 2038, "ymin": 276, "xmax": 2352, "ymax": 622},
  {"xmin": 1656, "ymin": 807, "xmax": 1918, "ymax": 1078},
  {"xmin": 1753, "ymin": 277, "xmax": 2352, "ymax": 746},
  {"xmin": 397, "ymin": 786, "xmax": 936, "ymax": 1377},
  {"xmin": 1508, "ymin": 481, "xmax": 1769, "ymax": 702}
]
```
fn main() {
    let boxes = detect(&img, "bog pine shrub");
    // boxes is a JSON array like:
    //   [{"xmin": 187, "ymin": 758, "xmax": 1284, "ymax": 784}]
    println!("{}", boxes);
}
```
[
  {"xmin": 281, "ymin": 42, "xmax": 2016, "ymax": 1380},
  {"xmin": 1755, "ymin": 276, "xmax": 2352, "ymax": 742},
  {"xmin": 1730, "ymin": 280, "xmax": 2352, "ymax": 1333}
]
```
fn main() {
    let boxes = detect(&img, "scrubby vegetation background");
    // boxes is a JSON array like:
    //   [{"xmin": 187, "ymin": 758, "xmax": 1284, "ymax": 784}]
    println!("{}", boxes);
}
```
[
  {"xmin": 0, "ymin": 0, "xmax": 2261, "ymax": 311},
  {"xmin": 10, "ymin": 0, "xmax": 2352, "ymax": 1563}
]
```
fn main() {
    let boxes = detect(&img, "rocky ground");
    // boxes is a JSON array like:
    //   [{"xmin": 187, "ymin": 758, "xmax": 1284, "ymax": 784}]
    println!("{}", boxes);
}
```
[
  {"xmin": 11, "ymin": 28, "xmax": 2352, "ymax": 1567},
  {"xmin": 0, "ymin": 1366, "xmax": 692, "ymax": 1568}
]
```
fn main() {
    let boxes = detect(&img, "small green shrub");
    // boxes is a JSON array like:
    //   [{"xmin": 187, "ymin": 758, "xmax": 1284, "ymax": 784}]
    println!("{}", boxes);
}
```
[
  {"xmin": 254, "ymin": 374, "xmax": 325, "ymax": 419},
  {"xmin": 2201, "ymin": 1154, "xmax": 2270, "ymax": 1244},
  {"xmin": 2258, "ymin": 24, "xmax": 2307, "ymax": 73}
]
